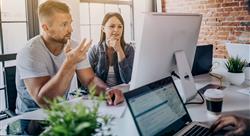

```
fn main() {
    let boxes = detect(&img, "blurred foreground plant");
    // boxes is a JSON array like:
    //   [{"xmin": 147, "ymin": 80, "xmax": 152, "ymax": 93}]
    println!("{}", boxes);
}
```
[{"xmin": 41, "ymin": 88, "xmax": 111, "ymax": 136}]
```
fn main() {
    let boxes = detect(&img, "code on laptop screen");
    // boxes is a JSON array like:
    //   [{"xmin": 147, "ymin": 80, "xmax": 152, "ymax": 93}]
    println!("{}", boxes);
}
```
[{"xmin": 128, "ymin": 83, "xmax": 187, "ymax": 136}]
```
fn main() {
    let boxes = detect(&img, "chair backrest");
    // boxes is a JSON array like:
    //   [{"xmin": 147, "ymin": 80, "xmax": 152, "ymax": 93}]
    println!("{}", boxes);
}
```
[{"xmin": 4, "ymin": 66, "xmax": 17, "ymax": 113}]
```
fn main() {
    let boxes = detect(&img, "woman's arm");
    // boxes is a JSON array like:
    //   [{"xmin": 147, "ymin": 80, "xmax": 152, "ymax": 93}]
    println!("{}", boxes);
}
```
[
  {"xmin": 117, "ymin": 45, "xmax": 135, "ymax": 83},
  {"xmin": 87, "ymin": 45, "xmax": 97, "ymax": 71}
]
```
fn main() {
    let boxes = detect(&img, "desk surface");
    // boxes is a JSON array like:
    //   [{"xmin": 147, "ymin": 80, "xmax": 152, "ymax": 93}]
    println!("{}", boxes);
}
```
[
  {"xmin": 111, "ymin": 74, "xmax": 250, "ymax": 136},
  {"xmin": 1, "ymin": 74, "xmax": 249, "ymax": 136},
  {"xmin": 189, "ymin": 74, "xmax": 250, "ymax": 122}
]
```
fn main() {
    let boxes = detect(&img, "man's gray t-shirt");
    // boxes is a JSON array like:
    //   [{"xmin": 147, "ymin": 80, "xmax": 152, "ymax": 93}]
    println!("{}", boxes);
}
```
[{"xmin": 16, "ymin": 35, "xmax": 90, "ymax": 114}]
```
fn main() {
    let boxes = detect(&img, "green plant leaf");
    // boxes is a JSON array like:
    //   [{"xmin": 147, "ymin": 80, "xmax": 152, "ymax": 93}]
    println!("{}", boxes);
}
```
[
  {"xmin": 52, "ymin": 125, "xmax": 68, "ymax": 135},
  {"xmin": 75, "ymin": 122, "xmax": 91, "ymax": 133},
  {"xmin": 41, "ymin": 94, "xmax": 109, "ymax": 136},
  {"xmin": 225, "ymin": 56, "xmax": 247, "ymax": 73}
]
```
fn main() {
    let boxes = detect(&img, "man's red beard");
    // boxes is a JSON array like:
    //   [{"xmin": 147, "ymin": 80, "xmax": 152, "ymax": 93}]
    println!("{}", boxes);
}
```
[{"xmin": 61, "ymin": 34, "xmax": 71, "ymax": 44}]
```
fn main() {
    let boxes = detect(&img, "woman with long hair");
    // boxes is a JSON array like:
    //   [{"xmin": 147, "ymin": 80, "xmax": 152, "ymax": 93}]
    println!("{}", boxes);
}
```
[{"xmin": 88, "ymin": 12, "xmax": 134, "ymax": 87}]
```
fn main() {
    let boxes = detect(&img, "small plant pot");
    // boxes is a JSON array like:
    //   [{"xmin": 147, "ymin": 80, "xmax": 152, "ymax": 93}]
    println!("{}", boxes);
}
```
[
  {"xmin": 244, "ymin": 67, "xmax": 250, "ymax": 86},
  {"xmin": 226, "ymin": 72, "xmax": 245, "ymax": 86}
]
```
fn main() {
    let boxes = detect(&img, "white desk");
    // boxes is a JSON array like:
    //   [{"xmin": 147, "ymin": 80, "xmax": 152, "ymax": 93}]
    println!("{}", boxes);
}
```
[
  {"xmin": 111, "ymin": 74, "xmax": 250, "ymax": 136},
  {"xmin": 189, "ymin": 74, "xmax": 250, "ymax": 122},
  {"xmin": 1, "ymin": 74, "xmax": 249, "ymax": 136}
]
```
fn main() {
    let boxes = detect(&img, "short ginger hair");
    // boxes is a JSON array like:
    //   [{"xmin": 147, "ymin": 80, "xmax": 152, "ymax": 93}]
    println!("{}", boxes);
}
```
[{"xmin": 38, "ymin": 0, "xmax": 70, "ymax": 25}]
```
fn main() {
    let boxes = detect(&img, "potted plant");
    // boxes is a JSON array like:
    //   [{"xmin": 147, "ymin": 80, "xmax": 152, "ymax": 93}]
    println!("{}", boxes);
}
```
[
  {"xmin": 225, "ymin": 56, "xmax": 247, "ymax": 86},
  {"xmin": 244, "ymin": 63, "xmax": 250, "ymax": 86},
  {"xmin": 41, "ymin": 89, "xmax": 112, "ymax": 136}
]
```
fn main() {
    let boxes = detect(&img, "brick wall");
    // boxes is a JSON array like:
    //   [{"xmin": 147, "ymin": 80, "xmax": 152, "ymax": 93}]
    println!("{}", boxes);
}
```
[{"xmin": 165, "ymin": 0, "xmax": 250, "ymax": 58}]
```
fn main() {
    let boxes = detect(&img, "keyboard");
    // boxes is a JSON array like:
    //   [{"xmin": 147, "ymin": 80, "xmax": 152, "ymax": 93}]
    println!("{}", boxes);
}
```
[{"xmin": 183, "ymin": 125, "xmax": 211, "ymax": 136}]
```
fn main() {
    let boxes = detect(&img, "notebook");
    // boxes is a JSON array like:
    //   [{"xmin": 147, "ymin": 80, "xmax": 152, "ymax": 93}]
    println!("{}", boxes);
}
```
[{"xmin": 125, "ymin": 76, "xmax": 224, "ymax": 136}]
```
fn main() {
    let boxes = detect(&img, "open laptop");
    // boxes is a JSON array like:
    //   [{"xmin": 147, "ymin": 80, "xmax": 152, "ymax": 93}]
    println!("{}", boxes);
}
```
[{"xmin": 125, "ymin": 76, "xmax": 224, "ymax": 136}]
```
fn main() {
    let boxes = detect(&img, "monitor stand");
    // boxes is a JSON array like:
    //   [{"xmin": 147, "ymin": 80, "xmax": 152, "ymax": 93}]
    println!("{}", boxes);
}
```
[{"xmin": 174, "ymin": 50, "xmax": 197, "ymax": 103}]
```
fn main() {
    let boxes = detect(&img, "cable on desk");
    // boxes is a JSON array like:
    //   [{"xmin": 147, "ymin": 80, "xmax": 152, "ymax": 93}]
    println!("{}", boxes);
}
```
[
  {"xmin": 184, "ymin": 91, "xmax": 205, "ymax": 105},
  {"xmin": 209, "ymin": 72, "xmax": 224, "ymax": 89},
  {"xmin": 171, "ymin": 71, "xmax": 180, "ymax": 79}
]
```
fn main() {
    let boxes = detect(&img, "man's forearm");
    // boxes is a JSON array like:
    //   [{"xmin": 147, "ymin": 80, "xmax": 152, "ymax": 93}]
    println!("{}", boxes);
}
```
[
  {"xmin": 38, "ymin": 59, "xmax": 76, "ymax": 102},
  {"xmin": 88, "ymin": 76, "xmax": 109, "ymax": 95}
]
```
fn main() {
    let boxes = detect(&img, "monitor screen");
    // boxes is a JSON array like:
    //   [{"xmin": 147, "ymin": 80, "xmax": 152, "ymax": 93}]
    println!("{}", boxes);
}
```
[
  {"xmin": 130, "ymin": 13, "xmax": 202, "ymax": 90},
  {"xmin": 126, "ymin": 77, "xmax": 189, "ymax": 136}
]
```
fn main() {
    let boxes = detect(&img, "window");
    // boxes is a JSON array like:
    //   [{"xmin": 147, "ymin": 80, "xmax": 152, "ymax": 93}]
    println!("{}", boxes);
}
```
[
  {"xmin": 0, "ymin": 0, "xmax": 38, "ymax": 112},
  {"xmin": 1, "ymin": 0, "xmax": 27, "ymax": 55},
  {"xmin": 79, "ymin": 0, "xmax": 134, "ymax": 44}
]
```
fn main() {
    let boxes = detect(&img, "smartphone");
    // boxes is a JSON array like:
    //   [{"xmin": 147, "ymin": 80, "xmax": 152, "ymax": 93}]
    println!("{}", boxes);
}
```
[{"xmin": 6, "ymin": 119, "xmax": 47, "ymax": 135}]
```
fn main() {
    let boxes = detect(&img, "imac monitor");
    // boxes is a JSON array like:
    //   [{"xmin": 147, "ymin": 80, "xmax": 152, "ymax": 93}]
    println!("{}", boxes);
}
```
[{"xmin": 130, "ymin": 13, "xmax": 202, "ymax": 90}]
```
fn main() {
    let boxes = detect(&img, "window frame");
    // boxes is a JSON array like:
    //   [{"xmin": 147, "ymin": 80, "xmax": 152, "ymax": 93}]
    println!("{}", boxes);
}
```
[
  {"xmin": 0, "ymin": 0, "xmax": 39, "ymax": 112},
  {"xmin": 79, "ymin": 0, "xmax": 135, "ymax": 42},
  {"xmin": 0, "ymin": 0, "xmax": 39, "ymax": 55},
  {"xmin": 80, "ymin": 0, "xmax": 133, "ymax": 5}
]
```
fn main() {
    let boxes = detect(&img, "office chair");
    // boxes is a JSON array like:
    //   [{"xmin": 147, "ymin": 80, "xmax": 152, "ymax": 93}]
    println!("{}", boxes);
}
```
[
  {"xmin": 0, "ymin": 53, "xmax": 17, "ymax": 120},
  {"xmin": 4, "ymin": 66, "xmax": 17, "ymax": 115}
]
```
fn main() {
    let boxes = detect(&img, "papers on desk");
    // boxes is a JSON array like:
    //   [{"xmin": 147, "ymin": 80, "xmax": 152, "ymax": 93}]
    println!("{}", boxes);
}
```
[
  {"xmin": 111, "ymin": 83, "xmax": 130, "ymax": 93},
  {"xmin": 237, "ymin": 87, "xmax": 250, "ymax": 96},
  {"xmin": 68, "ymin": 97, "xmax": 127, "ymax": 118},
  {"xmin": 16, "ymin": 97, "xmax": 126, "ymax": 121},
  {"xmin": 98, "ymin": 101, "xmax": 127, "ymax": 118}
]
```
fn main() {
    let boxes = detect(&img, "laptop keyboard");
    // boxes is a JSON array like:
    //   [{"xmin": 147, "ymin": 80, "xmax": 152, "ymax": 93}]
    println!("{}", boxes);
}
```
[{"xmin": 183, "ymin": 125, "xmax": 211, "ymax": 136}]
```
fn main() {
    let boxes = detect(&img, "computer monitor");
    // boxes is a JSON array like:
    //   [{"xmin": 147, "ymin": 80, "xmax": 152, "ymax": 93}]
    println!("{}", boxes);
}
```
[
  {"xmin": 130, "ymin": 13, "xmax": 202, "ymax": 91},
  {"xmin": 192, "ymin": 44, "xmax": 213, "ymax": 76}
]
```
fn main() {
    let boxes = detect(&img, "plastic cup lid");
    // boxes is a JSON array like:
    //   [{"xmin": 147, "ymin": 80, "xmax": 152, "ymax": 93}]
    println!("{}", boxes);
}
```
[{"xmin": 204, "ymin": 89, "xmax": 224, "ymax": 99}]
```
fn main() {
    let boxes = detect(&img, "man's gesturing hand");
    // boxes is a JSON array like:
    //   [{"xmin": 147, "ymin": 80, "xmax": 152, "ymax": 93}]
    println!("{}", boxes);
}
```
[{"xmin": 64, "ymin": 39, "xmax": 92, "ymax": 65}]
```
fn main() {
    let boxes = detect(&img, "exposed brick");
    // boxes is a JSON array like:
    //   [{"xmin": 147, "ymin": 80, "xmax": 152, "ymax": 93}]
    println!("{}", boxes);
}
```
[
  {"xmin": 222, "ymin": 22, "xmax": 240, "ymax": 26},
  {"xmin": 235, "ymin": 16, "xmax": 245, "ymax": 21},
  {"xmin": 216, "ymin": 0, "xmax": 223, "ymax": 3},
  {"xmin": 240, "ymin": 22, "xmax": 250, "ymax": 26},
  {"xmin": 222, "ymin": 2, "xmax": 239, "ymax": 7},
  {"xmin": 234, "ymin": 26, "xmax": 245, "ymax": 31},
  {"xmin": 224, "ymin": 7, "xmax": 233, "ymax": 12},
  {"xmin": 216, "ymin": 8, "xmax": 224, "ymax": 12},
  {"xmin": 206, "ymin": 3, "xmax": 221, "ymax": 8},
  {"xmin": 224, "ymin": 17, "xmax": 235, "ymax": 21},
  {"xmin": 246, "ymin": 26, "xmax": 250, "ymax": 31},
  {"xmin": 233, "ymin": 7, "xmax": 244, "ymax": 11},
  {"xmin": 165, "ymin": 0, "xmax": 250, "ymax": 58},
  {"xmin": 240, "ymin": 1, "xmax": 247, "ymax": 6}
]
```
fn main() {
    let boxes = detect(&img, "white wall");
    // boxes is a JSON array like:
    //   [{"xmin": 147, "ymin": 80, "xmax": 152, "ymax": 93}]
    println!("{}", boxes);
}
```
[
  {"xmin": 133, "ymin": 0, "xmax": 152, "ymax": 47},
  {"xmin": 38, "ymin": 0, "xmax": 81, "ymax": 42}
]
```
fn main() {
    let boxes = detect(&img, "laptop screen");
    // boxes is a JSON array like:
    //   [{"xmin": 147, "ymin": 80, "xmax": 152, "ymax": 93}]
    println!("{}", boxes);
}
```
[{"xmin": 125, "ymin": 77, "xmax": 192, "ymax": 136}]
